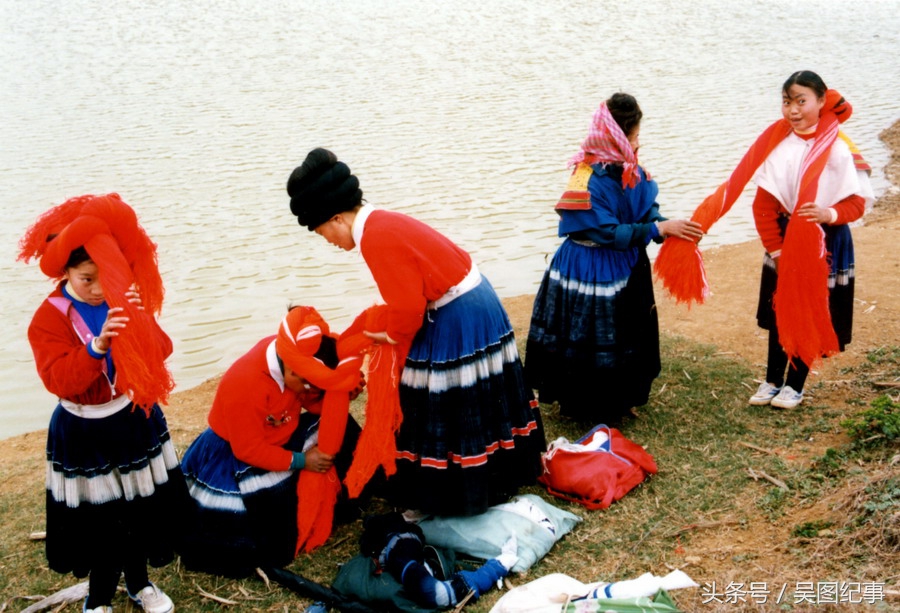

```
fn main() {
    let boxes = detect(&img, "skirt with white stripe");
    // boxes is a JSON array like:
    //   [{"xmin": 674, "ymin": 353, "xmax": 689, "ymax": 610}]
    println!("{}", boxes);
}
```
[
  {"xmin": 525, "ymin": 239, "xmax": 661, "ymax": 422},
  {"xmin": 45, "ymin": 402, "xmax": 188, "ymax": 578},
  {"xmin": 388, "ymin": 276, "xmax": 545, "ymax": 517},
  {"xmin": 757, "ymin": 221, "xmax": 855, "ymax": 349},
  {"xmin": 179, "ymin": 414, "xmax": 363, "ymax": 576}
]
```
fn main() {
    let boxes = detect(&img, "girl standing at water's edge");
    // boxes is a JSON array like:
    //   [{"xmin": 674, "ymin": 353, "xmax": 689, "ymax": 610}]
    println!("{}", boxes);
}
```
[
  {"xmin": 654, "ymin": 70, "xmax": 874, "ymax": 410},
  {"xmin": 18, "ymin": 193, "xmax": 187, "ymax": 613},
  {"xmin": 748, "ymin": 71, "xmax": 873, "ymax": 409},
  {"xmin": 525, "ymin": 93, "xmax": 702, "ymax": 424}
]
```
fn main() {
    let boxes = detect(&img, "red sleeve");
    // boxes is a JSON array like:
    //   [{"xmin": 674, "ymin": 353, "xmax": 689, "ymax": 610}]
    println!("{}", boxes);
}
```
[
  {"xmin": 28, "ymin": 299, "xmax": 107, "ymax": 401},
  {"xmin": 207, "ymin": 342, "xmax": 297, "ymax": 472},
  {"xmin": 752, "ymin": 187, "xmax": 785, "ymax": 257},
  {"xmin": 831, "ymin": 194, "xmax": 865, "ymax": 225}
]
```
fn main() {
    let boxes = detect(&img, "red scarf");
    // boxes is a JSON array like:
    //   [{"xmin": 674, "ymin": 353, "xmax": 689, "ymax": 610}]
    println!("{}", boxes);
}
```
[
  {"xmin": 18, "ymin": 193, "xmax": 172, "ymax": 413},
  {"xmin": 340, "ymin": 307, "xmax": 408, "ymax": 497},
  {"xmin": 279, "ymin": 305, "xmax": 406, "ymax": 553},
  {"xmin": 654, "ymin": 90, "xmax": 852, "ymax": 365},
  {"xmin": 277, "ymin": 307, "xmax": 360, "ymax": 554}
]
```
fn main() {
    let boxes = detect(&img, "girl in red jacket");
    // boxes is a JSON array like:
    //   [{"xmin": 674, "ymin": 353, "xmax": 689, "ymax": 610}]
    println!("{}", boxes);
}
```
[
  {"xmin": 19, "ymin": 193, "xmax": 187, "ymax": 613},
  {"xmin": 748, "ymin": 71, "xmax": 874, "ymax": 409},
  {"xmin": 178, "ymin": 306, "xmax": 368, "ymax": 575},
  {"xmin": 656, "ymin": 71, "xmax": 874, "ymax": 411}
]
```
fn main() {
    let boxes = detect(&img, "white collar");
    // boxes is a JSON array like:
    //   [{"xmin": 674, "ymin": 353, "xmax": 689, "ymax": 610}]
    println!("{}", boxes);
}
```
[
  {"xmin": 351, "ymin": 203, "xmax": 376, "ymax": 249},
  {"xmin": 266, "ymin": 339, "xmax": 286, "ymax": 392}
]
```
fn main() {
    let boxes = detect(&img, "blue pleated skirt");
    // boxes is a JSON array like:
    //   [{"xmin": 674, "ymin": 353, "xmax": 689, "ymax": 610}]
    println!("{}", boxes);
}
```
[
  {"xmin": 45, "ymin": 402, "xmax": 188, "ymax": 578},
  {"xmin": 178, "ymin": 415, "xmax": 318, "ymax": 576},
  {"xmin": 525, "ymin": 239, "xmax": 661, "ymax": 422},
  {"xmin": 388, "ymin": 276, "xmax": 545, "ymax": 517},
  {"xmin": 178, "ymin": 413, "xmax": 366, "ymax": 575}
]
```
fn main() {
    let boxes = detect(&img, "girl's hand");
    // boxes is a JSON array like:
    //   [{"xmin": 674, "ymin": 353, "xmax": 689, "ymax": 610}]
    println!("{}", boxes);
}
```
[
  {"xmin": 363, "ymin": 330, "xmax": 396, "ymax": 345},
  {"xmin": 796, "ymin": 202, "xmax": 832, "ymax": 223},
  {"xmin": 659, "ymin": 219, "xmax": 704, "ymax": 242},
  {"xmin": 94, "ymin": 307, "xmax": 129, "ymax": 352},
  {"xmin": 125, "ymin": 284, "xmax": 144, "ymax": 310},
  {"xmin": 350, "ymin": 371, "xmax": 367, "ymax": 401},
  {"xmin": 304, "ymin": 446, "xmax": 335, "ymax": 473}
]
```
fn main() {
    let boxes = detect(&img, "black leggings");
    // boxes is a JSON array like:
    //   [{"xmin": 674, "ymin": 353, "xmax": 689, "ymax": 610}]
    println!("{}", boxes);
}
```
[
  {"xmin": 85, "ymin": 553, "xmax": 150, "ymax": 609},
  {"xmin": 766, "ymin": 329, "xmax": 810, "ymax": 392}
]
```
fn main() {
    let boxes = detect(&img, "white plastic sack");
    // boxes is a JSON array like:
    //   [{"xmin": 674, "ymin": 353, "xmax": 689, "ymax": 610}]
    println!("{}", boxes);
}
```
[
  {"xmin": 489, "ymin": 570, "xmax": 698, "ymax": 612},
  {"xmin": 417, "ymin": 494, "xmax": 581, "ymax": 573}
]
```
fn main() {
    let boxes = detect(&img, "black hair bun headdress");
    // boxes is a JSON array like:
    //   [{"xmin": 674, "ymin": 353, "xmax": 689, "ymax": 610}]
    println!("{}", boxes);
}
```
[{"xmin": 287, "ymin": 148, "xmax": 362, "ymax": 231}]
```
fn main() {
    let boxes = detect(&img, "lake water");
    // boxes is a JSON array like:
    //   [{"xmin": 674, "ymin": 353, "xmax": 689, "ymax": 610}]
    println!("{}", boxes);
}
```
[{"xmin": 2, "ymin": 0, "xmax": 898, "ymax": 439}]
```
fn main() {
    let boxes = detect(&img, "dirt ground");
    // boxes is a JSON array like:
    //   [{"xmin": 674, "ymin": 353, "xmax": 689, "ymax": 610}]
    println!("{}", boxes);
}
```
[
  {"xmin": 2, "ymin": 122, "xmax": 899, "ymax": 606},
  {"xmin": 503, "ymin": 121, "xmax": 900, "ymax": 594},
  {"xmin": 506, "ymin": 120, "xmax": 900, "ymax": 392}
]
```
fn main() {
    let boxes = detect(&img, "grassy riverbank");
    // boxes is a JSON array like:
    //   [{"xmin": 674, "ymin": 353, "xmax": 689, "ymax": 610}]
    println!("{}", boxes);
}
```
[
  {"xmin": 1, "ymin": 335, "xmax": 897, "ymax": 612},
  {"xmin": 2, "ymin": 120, "xmax": 900, "ymax": 612}
]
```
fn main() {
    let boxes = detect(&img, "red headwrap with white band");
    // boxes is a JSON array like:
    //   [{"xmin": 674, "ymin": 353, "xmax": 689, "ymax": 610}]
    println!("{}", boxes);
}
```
[{"xmin": 277, "ymin": 305, "xmax": 407, "ymax": 554}]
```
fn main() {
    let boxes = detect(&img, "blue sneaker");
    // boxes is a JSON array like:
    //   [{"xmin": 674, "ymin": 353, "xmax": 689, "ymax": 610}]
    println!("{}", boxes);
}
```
[{"xmin": 770, "ymin": 386, "xmax": 804, "ymax": 410}]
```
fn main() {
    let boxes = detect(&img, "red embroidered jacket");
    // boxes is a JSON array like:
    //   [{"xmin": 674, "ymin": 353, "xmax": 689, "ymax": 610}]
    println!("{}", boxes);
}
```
[
  {"xmin": 28, "ymin": 283, "xmax": 173, "ymax": 405},
  {"xmin": 207, "ymin": 336, "xmax": 325, "ymax": 472}
]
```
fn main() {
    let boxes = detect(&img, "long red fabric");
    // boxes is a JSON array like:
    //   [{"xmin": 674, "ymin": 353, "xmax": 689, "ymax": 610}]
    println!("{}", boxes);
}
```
[
  {"xmin": 653, "ymin": 120, "xmax": 791, "ymax": 304},
  {"xmin": 339, "ymin": 306, "xmax": 408, "ymax": 499},
  {"xmin": 277, "ymin": 307, "xmax": 361, "ymax": 553},
  {"xmin": 18, "ymin": 194, "xmax": 172, "ymax": 413},
  {"xmin": 653, "ymin": 90, "xmax": 851, "ymax": 364},
  {"xmin": 279, "ymin": 305, "xmax": 406, "ymax": 553}
]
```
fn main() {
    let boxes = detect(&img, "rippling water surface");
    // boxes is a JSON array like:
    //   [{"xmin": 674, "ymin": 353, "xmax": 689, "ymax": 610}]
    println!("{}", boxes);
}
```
[{"xmin": 2, "ymin": 0, "xmax": 898, "ymax": 438}]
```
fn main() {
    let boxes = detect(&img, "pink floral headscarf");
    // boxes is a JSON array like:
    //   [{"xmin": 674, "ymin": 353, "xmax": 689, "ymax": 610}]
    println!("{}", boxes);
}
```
[{"xmin": 569, "ymin": 101, "xmax": 640, "ymax": 189}]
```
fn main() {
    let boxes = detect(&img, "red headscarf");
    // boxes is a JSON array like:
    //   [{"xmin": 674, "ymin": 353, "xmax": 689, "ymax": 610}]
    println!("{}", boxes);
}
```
[
  {"xmin": 18, "ymin": 193, "xmax": 172, "ymax": 413},
  {"xmin": 278, "ymin": 305, "xmax": 407, "ymax": 554},
  {"xmin": 653, "ymin": 90, "xmax": 852, "ymax": 366}
]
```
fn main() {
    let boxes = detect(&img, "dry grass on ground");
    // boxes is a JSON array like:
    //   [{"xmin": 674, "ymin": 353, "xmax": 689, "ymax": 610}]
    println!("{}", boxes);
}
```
[{"xmin": 1, "ymin": 122, "xmax": 899, "ymax": 612}]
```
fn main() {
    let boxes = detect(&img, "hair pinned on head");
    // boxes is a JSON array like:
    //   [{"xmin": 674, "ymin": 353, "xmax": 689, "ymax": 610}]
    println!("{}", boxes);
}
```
[
  {"xmin": 605, "ymin": 92, "xmax": 642, "ymax": 138},
  {"xmin": 287, "ymin": 149, "xmax": 363, "ymax": 231},
  {"xmin": 782, "ymin": 70, "xmax": 827, "ymax": 99},
  {"xmin": 287, "ymin": 148, "xmax": 339, "ymax": 199}
]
